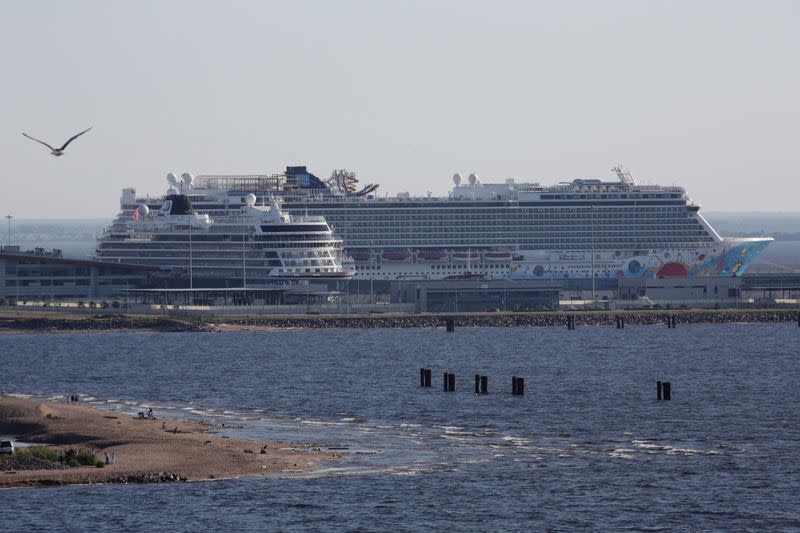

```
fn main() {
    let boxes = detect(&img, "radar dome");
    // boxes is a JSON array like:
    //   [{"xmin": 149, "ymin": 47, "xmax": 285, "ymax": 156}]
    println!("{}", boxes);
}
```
[
  {"xmin": 136, "ymin": 204, "xmax": 149, "ymax": 217},
  {"xmin": 453, "ymin": 173, "xmax": 463, "ymax": 186},
  {"xmin": 181, "ymin": 173, "xmax": 195, "ymax": 187},
  {"xmin": 166, "ymin": 172, "xmax": 179, "ymax": 186},
  {"xmin": 244, "ymin": 193, "xmax": 257, "ymax": 207},
  {"xmin": 468, "ymin": 173, "xmax": 480, "ymax": 186}
]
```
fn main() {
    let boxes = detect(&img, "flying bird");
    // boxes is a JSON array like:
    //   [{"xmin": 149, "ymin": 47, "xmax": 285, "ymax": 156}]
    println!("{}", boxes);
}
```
[{"xmin": 22, "ymin": 126, "xmax": 92, "ymax": 156}]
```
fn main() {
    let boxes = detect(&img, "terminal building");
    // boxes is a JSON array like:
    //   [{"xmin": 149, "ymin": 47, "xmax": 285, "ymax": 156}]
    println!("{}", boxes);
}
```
[
  {"xmin": 2, "ymin": 246, "xmax": 796, "ymax": 311},
  {"xmin": 0, "ymin": 247, "xmax": 160, "ymax": 302}
]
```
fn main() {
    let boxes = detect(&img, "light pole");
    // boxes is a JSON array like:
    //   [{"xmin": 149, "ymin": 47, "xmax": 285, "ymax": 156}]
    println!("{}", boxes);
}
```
[
  {"xmin": 4, "ymin": 215, "xmax": 12, "ymax": 249},
  {"xmin": 188, "ymin": 220, "xmax": 193, "ymax": 290},
  {"xmin": 369, "ymin": 240, "xmax": 374, "ymax": 305},
  {"xmin": 590, "ymin": 205, "xmax": 596, "ymax": 305}
]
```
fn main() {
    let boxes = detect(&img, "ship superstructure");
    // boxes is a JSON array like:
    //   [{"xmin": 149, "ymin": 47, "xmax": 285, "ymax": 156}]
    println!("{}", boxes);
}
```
[
  {"xmin": 116, "ymin": 166, "xmax": 771, "ymax": 281},
  {"xmin": 98, "ymin": 172, "xmax": 353, "ymax": 283}
]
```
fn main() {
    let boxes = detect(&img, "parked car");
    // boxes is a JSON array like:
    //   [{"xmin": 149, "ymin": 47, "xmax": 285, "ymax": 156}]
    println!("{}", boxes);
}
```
[{"xmin": 0, "ymin": 440, "xmax": 14, "ymax": 454}]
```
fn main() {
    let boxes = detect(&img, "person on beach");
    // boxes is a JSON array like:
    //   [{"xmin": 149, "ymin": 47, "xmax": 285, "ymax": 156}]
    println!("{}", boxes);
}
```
[
  {"xmin": 260, "ymin": 444, "xmax": 268, "ymax": 454},
  {"xmin": 147, "ymin": 407, "xmax": 153, "ymax": 419},
  {"xmin": 162, "ymin": 421, "xmax": 166, "ymax": 430},
  {"xmin": 104, "ymin": 452, "xmax": 110, "ymax": 465}
]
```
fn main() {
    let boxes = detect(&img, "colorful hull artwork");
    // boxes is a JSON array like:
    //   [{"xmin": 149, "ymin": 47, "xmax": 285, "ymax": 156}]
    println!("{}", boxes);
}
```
[{"xmin": 508, "ymin": 238, "xmax": 772, "ymax": 280}]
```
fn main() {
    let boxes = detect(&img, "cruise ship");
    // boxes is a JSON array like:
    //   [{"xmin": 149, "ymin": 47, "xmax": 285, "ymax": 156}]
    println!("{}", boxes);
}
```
[
  {"xmin": 115, "ymin": 166, "xmax": 771, "ymax": 281},
  {"xmin": 97, "ymin": 173, "xmax": 353, "ymax": 283}
]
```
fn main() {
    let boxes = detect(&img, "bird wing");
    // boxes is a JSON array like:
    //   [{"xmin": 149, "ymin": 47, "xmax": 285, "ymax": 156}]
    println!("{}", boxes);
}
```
[
  {"xmin": 22, "ymin": 133, "xmax": 55, "ymax": 151},
  {"xmin": 59, "ymin": 126, "xmax": 93, "ymax": 150}
]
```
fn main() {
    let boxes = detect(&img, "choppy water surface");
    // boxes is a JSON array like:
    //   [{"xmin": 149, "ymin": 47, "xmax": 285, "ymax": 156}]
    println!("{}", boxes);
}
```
[{"xmin": 2, "ymin": 324, "xmax": 799, "ymax": 531}]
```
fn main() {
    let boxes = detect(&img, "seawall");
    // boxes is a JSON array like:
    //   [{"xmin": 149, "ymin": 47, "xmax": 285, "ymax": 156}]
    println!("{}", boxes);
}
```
[{"xmin": 0, "ymin": 309, "xmax": 798, "ymax": 332}]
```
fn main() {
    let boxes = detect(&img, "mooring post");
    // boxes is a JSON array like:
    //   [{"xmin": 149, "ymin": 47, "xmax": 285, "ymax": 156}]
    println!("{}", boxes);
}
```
[
  {"xmin": 444, "ymin": 372, "xmax": 449, "ymax": 391},
  {"xmin": 480, "ymin": 375, "xmax": 488, "ymax": 394},
  {"xmin": 512, "ymin": 376, "xmax": 517, "ymax": 395},
  {"xmin": 663, "ymin": 381, "xmax": 672, "ymax": 400},
  {"xmin": 516, "ymin": 377, "xmax": 524, "ymax": 396},
  {"xmin": 425, "ymin": 368, "xmax": 431, "ymax": 387},
  {"xmin": 448, "ymin": 373, "xmax": 455, "ymax": 392},
  {"xmin": 420, "ymin": 368, "xmax": 425, "ymax": 387},
  {"xmin": 475, "ymin": 374, "xmax": 480, "ymax": 395},
  {"xmin": 657, "ymin": 380, "xmax": 663, "ymax": 400}
]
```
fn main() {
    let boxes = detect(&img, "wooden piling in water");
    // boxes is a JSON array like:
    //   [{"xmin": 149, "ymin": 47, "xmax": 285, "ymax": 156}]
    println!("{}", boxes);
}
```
[
  {"xmin": 480, "ymin": 375, "xmax": 488, "ymax": 394},
  {"xmin": 657, "ymin": 380, "xmax": 662, "ymax": 400},
  {"xmin": 420, "ymin": 368, "xmax": 431, "ymax": 387},
  {"xmin": 512, "ymin": 376, "xmax": 524, "ymax": 396},
  {"xmin": 663, "ymin": 381, "xmax": 672, "ymax": 400}
]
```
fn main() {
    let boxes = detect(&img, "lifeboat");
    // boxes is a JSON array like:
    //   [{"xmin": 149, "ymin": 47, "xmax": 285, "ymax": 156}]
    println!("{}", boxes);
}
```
[
  {"xmin": 347, "ymin": 249, "xmax": 372, "ymax": 262},
  {"xmin": 453, "ymin": 251, "xmax": 480, "ymax": 262},
  {"xmin": 417, "ymin": 249, "xmax": 447, "ymax": 261},
  {"xmin": 485, "ymin": 251, "xmax": 512, "ymax": 262},
  {"xmin": 382, "ymin": 249, "xmax": 411, "ymax": 262},
  {"xmin": 444, "ymin": 271, "xmax": 486, "ymax": 280}
]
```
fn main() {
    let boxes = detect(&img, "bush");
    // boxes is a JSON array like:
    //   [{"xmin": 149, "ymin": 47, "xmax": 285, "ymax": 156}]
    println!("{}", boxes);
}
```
[
  {"xmin": 63, "ymin": 449, "xmax": 104, "ymax": 467},
  {"xmin": 78, "ymin": 301, "xmax": 85, "ymax": 308},
  {"xmin": 16, "ymin": 446, "xmax": 60, "ymax": 463}
]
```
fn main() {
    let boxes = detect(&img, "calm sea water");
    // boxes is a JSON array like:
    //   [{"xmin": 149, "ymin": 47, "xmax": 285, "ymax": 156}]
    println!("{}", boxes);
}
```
[{"xmin": 1, "ymin": 324, "xmax": 799, "ymax": 531}]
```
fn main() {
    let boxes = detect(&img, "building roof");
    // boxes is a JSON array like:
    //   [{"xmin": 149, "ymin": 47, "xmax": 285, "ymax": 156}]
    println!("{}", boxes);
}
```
[{"xmin": 0, "ymin": 251, "xmax": 162, "ymax": 272}]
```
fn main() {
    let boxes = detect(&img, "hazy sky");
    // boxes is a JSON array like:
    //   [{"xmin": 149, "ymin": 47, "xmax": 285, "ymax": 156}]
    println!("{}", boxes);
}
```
[{"xmin": 1, "ymin": 0, "xmax": 798, "ymax": 218}]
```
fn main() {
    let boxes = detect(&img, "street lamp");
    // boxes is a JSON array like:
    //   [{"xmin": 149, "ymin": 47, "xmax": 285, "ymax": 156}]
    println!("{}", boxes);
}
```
[
  {"xmin": 4, "ymin": 215, "xmax": 12, "ymax": 249},
  {"xmin": 590, "ymin": 205, "xmax": 596, "ymax": 305}
]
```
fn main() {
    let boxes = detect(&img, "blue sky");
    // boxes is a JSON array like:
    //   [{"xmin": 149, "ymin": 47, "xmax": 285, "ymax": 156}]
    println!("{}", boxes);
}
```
[{"xmin": 1, "ymin": 0, "xmax": 798, "ymax": 217}]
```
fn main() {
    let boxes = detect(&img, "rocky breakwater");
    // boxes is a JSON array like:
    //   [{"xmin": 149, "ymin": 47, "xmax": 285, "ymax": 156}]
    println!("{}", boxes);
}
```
[
  {"xmin": 107, "ymin": 472, "xmax": 187, "ymax": 484},
  {"xmin": 215, "ymin": 309, "xmax": 800, "ymax": 329},
  {"xmin": 0, "ymin": 313, "xmax": 205, "ymax": 333}
]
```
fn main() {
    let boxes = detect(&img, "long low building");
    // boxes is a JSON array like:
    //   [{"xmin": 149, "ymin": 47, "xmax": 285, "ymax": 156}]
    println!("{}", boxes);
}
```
[{"xmin": 0, "ymin": 247, "xmax": 160, "ymax": 301}]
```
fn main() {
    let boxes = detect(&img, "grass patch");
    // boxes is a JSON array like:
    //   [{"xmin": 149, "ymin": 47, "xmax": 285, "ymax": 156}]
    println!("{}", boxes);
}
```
[
  {"xmin": 18, "ymin": 447, "xmax": 105, "ymax": 467},
  {"xmin": 16, "ymin": 446, "xmax": 60, "ymax": 463},
  {"xmin": 45, "ymin": 413, "xmax": 64, "ymax": 420}
]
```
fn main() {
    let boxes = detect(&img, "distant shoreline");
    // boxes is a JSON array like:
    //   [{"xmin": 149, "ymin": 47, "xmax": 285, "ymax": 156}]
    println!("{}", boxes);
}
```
[{"xmin": 0, "ymin": 308, "xmax": 797, "ymax": 334}]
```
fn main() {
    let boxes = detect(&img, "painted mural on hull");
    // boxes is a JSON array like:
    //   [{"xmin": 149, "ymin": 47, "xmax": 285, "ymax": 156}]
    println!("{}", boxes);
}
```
[{"xmin": 508, "ymin": 239, "xmax": 771, "ymax": 281}]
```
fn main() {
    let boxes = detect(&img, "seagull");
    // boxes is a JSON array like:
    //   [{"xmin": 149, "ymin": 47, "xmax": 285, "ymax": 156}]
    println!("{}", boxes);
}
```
[{"xmin": 22, "ymin": 126, "xmax": 92, "ymax": 156}]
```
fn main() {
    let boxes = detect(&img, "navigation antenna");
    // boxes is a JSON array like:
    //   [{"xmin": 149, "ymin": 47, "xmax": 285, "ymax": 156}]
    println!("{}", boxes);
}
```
[{"xmin": 612, "ymin": 166, "xmax": 636, "ymax": 186}]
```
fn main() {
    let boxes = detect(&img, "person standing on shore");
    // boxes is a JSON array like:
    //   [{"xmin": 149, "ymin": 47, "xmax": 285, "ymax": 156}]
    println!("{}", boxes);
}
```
[{"xmin": 104, "ymin": 452, "xmax": 110, "ymax": 465}]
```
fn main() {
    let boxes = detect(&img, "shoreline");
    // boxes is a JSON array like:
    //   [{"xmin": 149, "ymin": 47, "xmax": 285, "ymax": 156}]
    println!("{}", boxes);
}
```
[
  {"xmin": 0, "ymin": 395, "xmax": 338, "ymax": 489},
  {"xmin": 0, "ymin": 308, "xmax": 798, "ymax": 334}
]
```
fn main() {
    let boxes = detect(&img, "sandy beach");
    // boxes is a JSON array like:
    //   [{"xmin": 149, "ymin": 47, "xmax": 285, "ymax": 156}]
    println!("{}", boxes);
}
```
[{"xmin": 0, "ymin": 395, "xmax": 337, "ymax": 488}]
